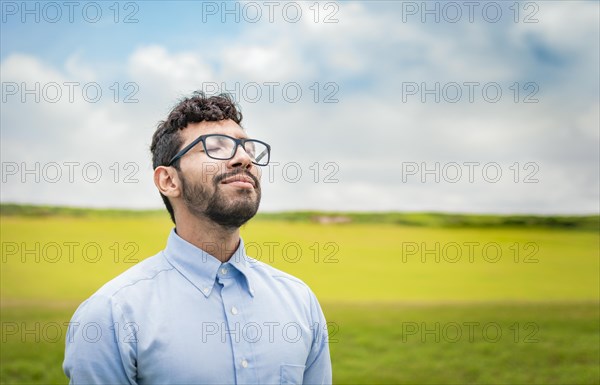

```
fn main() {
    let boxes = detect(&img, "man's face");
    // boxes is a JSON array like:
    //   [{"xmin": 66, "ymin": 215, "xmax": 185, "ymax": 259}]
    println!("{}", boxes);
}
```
[{"xmin": 175, "ymin": 119, "xmax": 262, "ymax": 229}]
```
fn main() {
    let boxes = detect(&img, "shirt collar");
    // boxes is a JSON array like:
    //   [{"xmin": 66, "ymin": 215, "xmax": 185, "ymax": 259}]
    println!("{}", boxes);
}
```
[
  {"xmin": 228, "ymin": 238, "xmax": 256, "ymax": 297},
  {"xmin": 163, "ymin": 229, "xmax": 255, "ymax": 298}
]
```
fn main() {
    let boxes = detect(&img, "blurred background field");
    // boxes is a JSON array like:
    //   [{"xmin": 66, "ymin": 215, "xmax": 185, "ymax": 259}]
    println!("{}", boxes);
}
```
[{"xmin": 1, "ymin": 205, "xmax": 599, "ymax": 384}]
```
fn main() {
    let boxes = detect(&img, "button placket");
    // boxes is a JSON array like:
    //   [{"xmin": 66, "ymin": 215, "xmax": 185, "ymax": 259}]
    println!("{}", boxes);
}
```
[{"xmin": 218, "ymin": 266, "xmax": 258, "ymax": 383}]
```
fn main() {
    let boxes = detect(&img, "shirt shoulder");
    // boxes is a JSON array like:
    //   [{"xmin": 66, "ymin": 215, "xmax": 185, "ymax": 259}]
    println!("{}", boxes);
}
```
[
  {"xmin": 246, "ymin": 258, "xmax": 314, "ymax": 296},
  {"xmin": 89, "ymin": 251, "xmax": 174, "ymax": 301},
  {"xmin": 244, "ymin": 258, "xmax": 328, "ymax": 330}
]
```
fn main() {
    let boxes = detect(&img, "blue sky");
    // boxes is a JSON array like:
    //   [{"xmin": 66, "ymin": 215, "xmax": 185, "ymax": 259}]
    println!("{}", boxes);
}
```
[{"xmin": 1, "ymin": 1, "xmax": 599, "ymax": 213}]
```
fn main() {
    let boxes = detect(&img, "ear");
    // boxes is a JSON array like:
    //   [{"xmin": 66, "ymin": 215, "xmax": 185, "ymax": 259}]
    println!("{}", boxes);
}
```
[{"xmin": 154, "ymin": 166, "xmax": 181, "ymax": 198}]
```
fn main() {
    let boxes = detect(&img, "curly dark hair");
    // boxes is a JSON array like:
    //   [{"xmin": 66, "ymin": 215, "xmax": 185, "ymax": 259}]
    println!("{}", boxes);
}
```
[{"xmin": 150, "ymin": 91, "xmax": 243, "ymax": 224}]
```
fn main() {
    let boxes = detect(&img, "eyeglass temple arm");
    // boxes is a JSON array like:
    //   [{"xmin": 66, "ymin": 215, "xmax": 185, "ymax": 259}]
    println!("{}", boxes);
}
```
[
  {"xmin": 255, "ymin": 151, "xmax": 266, "ymax": 163},
  {"xmin": 168, "ymin": 136, "xmax": 204, "ymax": 165}
]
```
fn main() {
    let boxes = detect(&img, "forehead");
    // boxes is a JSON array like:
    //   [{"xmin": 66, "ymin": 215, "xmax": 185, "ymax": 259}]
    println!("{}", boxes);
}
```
[{"xmin": 181, "ymin": 119, "xmax": 246, "ymax": 144}]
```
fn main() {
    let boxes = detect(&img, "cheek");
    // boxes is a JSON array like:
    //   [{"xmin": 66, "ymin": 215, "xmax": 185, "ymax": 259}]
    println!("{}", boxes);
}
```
[{"xmin": 197, "ymin": 161, "xmax": 223, "ymax": 184}]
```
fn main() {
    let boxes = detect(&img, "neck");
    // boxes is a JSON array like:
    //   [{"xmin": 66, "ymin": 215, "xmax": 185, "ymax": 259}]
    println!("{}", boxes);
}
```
[{"xmin": 175, "ymin": 212, "xmax": 241, "ymax": 263}]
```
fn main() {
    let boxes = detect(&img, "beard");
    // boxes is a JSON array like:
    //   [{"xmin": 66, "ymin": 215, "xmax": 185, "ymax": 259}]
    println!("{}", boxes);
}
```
[{"xmin": 180, "ymin": 169, "xmax": 261, "ymax": 229}]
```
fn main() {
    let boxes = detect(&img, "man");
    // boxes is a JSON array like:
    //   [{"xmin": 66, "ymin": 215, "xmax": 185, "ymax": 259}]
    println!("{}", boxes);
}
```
[{"xmin": 63, "ymin": 92, "xmax": 332, "ymax": 384}]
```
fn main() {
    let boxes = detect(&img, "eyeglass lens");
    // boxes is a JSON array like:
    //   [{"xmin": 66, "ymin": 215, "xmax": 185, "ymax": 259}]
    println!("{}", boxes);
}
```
[{"xmin": 205, "ymin": 135, "xmax": 269, "ymax": 165}]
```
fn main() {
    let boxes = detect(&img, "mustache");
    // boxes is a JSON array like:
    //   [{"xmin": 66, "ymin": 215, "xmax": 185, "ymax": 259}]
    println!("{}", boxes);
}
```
[{"xmin": 214, "ymin": 169, "xmax": 260, "ymax": 188}]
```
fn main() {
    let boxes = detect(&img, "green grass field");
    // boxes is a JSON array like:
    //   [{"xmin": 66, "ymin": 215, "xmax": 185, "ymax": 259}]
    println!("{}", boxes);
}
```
[{"xmin": 1, "ymin": 208, "xmax": 598, "ymax": 384}]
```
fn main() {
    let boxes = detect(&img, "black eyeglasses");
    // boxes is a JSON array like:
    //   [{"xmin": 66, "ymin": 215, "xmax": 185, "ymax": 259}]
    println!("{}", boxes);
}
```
[{"xmin": 168, "ymin": 134, "xmax": 271, "ymax": 166}]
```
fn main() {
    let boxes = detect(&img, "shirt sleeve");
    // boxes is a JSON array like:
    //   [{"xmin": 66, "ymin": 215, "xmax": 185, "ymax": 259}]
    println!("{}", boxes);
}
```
[
  {"xmin": 63, "ymin": 294, "xmax": 137, "ymax": 385},
  {"xmin": 302, "ymin": 289, "xmax": 333, "ymax": 385}
]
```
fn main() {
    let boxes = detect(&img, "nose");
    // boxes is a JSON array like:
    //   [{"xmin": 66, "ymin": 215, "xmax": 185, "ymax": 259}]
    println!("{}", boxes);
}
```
[{"xmin": 227, "ymin": 143, "xmax": 253, "ymax": 170}]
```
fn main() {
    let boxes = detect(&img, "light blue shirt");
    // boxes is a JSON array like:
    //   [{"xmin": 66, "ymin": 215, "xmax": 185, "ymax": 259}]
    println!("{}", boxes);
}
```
[{"xmin": 63, "ymin": 229, "xmax": 332, "ymax": 384}]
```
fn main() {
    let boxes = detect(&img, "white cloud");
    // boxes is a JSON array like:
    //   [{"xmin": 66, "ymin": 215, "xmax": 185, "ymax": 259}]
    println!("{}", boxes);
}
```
[
  {"xmin": 512, "ymin": 1, "xmax": 599, "ymax": 53},
  {"xmin": 1, "ymin": 1, "xmax": 598, "ymax": 213},
  {"xmin": 129, "ymin": 45, "xmax": 214, "ymax": 95},
  {"xmin": 64, "ymin": 52, "xmax": 97, "ymax": 82}
]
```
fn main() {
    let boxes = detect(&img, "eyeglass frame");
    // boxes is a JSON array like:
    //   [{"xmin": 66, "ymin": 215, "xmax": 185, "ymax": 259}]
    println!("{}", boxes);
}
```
[{"xmin": 167, "ymin": 134, "xmax": 271, "ymax": 166}]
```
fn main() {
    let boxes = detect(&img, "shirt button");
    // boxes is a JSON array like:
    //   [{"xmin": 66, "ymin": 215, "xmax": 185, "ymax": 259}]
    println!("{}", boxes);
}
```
[
  {"xmin": 241, "ymin": 359, "xmax": 248, "ymax": 368},
  {"xmin": 249, "ymin": 288, "xmax": 255, "ymax": 295},
  {"xmin": 231, "ymin": 306, "xmax": 238, "ymax": 315},
  {"xmin": 203, "ymin": 287, "xmax": 209, "ymax": 294},
  {"xmin": 220, "ymin": 267, "xmax": 228, "ymax": 275}
]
